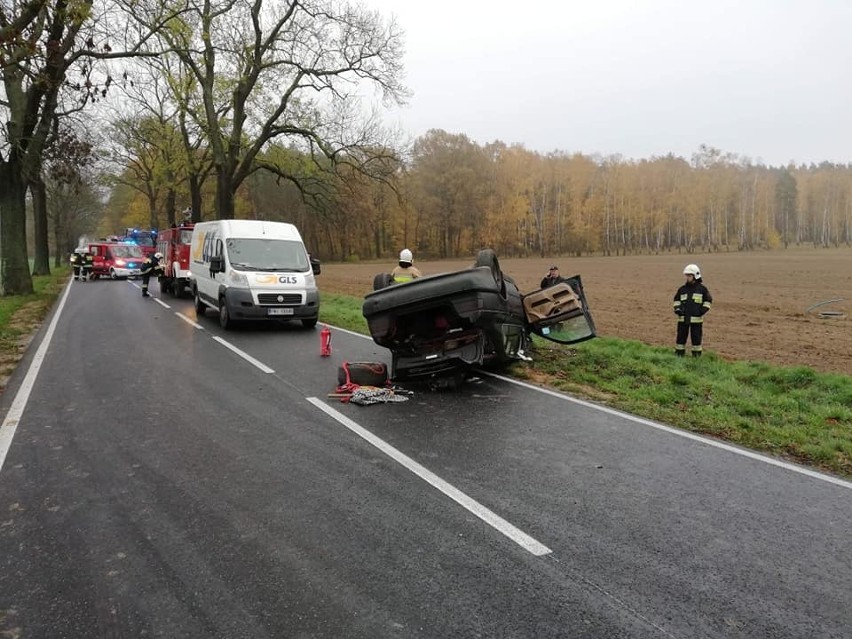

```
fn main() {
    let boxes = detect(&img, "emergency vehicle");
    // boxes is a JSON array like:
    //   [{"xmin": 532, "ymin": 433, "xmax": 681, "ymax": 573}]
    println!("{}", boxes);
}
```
[
  {"xmin": 156, "ymin": 222, "xmax": 194, "ymax": 298},
  {"xmin": 86, "ymin": 241, "xmax": 146, "ymax": 279},
  {"xmin": 116, "ymin": 228, "xmax": 158, "ymax": 256}
]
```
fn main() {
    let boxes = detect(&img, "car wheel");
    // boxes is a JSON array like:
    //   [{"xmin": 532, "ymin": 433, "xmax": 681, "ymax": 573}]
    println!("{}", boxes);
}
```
[
  {"xmin": 219, "ymin": 299, "xmax": 232, "ymax": 330},
  {"xmin": 302, "ymin": 317, "xmax": 318, "ymax": 329},
  {"xmin": 194, "ymin": 289, "xmax": 206, "ymax": 315},
  {"xmin": 373, "ymin": 273, "xmax": 394, "ymax": 291},
  {"xmin": 110, "ymin": 268, "xmax": 118, "ymax": 280},
  {"xmin": 474, "ymin": 249, "xmax": 507, "ymax": 298}
]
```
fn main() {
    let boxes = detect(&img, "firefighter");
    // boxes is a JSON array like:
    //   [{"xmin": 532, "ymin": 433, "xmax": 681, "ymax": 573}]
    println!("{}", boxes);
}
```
[
  {"xmin": 69, "ymin": 249, "xmax": 83, "ymax": 280},
  {"xmin": 673, "ymin": 263, "xmax": 713, "ymax": 357},
  {"xmin": 140, "ymin": 252, "xmax": 164, "ymax": 297},
  {"xmin": 70, "ymin": 248, "xmax": 93, "ymax": 281},
  {"xmin": 391, "ymin": 248, "xmax": 422, "ymax": 283},
  {"xmin": 80, "ymin": 249, "xmax": 94, "ymax": 281}
]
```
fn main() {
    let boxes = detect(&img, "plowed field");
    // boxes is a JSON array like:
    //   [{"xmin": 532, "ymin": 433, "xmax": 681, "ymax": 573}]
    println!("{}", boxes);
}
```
[{"xmin": 320, "ymin": 247, "xmax": 852, "ymax": 376}]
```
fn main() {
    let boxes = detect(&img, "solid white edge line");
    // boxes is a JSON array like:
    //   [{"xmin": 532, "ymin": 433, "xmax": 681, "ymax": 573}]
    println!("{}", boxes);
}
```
[
  {"xmin": 211, "ymin": 336, "xmax": 274, "ymax": 374},
  {"xmin": 176, "ymin": 313, "xmax": 203, "ymax": 329},
  {"xmin": 0, "ymin": 280, "xmax": 72, "ymax": 474},
  {"xmin": 154, "ymin": 298, "xmax": 170, "ymax": 309},
  {"xmin": 484, "ymin": 371, "xmax": 852, "ymax": 491},
  {"xmin": 306, "ymin": 397, "xmax": 552, "ymax": 557}
]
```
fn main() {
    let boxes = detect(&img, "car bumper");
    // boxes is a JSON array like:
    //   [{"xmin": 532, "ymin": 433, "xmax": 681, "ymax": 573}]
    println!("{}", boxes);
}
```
[
  {"xmin": 225, "ymin": 288, "xmax": 319, "ymax": 321},
  {"xmin": 114, "ymin": 267, "xmax": 142, "ymax": 278}
]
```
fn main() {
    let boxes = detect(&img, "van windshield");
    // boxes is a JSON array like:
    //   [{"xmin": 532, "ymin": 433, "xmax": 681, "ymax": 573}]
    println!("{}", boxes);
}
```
[{"xmin": 225, "ymin": 238, "xmax": 309, "ymax": 272}]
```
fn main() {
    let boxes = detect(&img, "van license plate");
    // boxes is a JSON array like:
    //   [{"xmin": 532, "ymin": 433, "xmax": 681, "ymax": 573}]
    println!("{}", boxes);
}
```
[{"xmin": 268, "ymin": 307, "xmax": 294, "ymax": 316}]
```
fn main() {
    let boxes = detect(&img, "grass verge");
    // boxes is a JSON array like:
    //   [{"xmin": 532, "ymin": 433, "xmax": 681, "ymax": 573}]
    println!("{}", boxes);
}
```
[
  {"xmin": 0, "ymin": 269, "xmax": 69, "ymax": 389},
  {"xmin": 320, "ymin": 293, "xmax": 852, "ymax": 479}
]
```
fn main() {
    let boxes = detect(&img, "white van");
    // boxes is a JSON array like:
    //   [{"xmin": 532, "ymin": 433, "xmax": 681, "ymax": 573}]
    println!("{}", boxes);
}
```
[{"xmin": 189, "ymin": 219, "xmax": 321, "ymax": 329}]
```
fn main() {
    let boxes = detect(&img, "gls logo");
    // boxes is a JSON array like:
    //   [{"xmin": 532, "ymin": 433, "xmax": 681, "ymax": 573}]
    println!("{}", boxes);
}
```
[{"xmin": 278, "ymin": 276, "xmax": 298, "ymax": 284}]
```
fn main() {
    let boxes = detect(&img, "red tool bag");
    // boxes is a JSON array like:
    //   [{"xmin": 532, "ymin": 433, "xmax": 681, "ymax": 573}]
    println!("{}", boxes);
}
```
[{"xmin": 337, "ymin": 361, "xmax": 389, "ymax": 388}]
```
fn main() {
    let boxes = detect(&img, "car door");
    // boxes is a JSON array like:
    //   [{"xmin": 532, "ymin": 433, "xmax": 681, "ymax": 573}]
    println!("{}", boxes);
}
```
[
  {"xmin": 522, "ymin": 276, "xmax": 597, "ymax": 344},
  {"xmin": 88, "ymin": 244, "xmax": 107, "ymax": 275}
]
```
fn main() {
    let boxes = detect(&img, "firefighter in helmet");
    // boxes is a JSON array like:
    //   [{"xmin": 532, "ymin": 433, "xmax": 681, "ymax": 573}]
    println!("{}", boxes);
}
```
[
  {"xmin": 673, "ymin": 263, "xmax": 713, "ymax": 357},
  {"xmin": 140, "ymin": 252, "xmax": 164, "ymax": 297},
  {"xmin": 70, "ymin": 247, "xmax": 93, "ymax": 281},
  {"xmin": 391, "ymin": 248, "xmax": 422, "ymax": 283}
]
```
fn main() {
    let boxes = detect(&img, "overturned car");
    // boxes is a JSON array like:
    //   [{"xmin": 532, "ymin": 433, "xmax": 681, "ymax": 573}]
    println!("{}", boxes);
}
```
[{"xmin": 362, "ymin": 249, "xmax": 597, "ymax": 382}]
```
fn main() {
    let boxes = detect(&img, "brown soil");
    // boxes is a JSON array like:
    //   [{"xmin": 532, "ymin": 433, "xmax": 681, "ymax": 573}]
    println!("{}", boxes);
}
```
[{"xmin": 321, "ymin": 247, "xmax": 852, "ymax": 376}]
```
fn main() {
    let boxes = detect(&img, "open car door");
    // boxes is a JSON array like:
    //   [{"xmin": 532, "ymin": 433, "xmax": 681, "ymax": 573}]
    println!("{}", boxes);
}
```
[{"xmin": 522, "ymin": 276, "xmax": 597, "ymax": 344}]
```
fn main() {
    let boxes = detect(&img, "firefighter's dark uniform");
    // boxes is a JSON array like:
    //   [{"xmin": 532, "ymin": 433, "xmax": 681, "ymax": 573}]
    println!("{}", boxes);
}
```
[
  {"xmin": 139, "ymin": 255, "xmax": 163, "ymax": 297},
  {"xmin": 673, "ymin": 279, "xmax": 712, "ymax": 356},
  {"xmin": 70, "ymin": 250, "xmax": 93, "ymax": 281},
  {"xmin": 80, "ymin": 251, "xmax": 94, "ymax": 280},
  {"xmin": 70, "ymin": 252, "xmax": 82, "ymax": 280}
]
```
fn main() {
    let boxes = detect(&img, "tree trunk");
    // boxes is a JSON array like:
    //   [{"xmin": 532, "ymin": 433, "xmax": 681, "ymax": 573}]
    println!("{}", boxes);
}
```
[
  {"xmin": 165, "ymin": 187, "xmax": 177, "ymax": 227},
  {"xmin": 216, "ymin": 171, "xmax": 235, "ymax": 219},
  {"xmin": 0, "ymin": 159, "xmax": 35, "ymax": 295},
  {"xmin": 30, "ymin": 175, "xmax": 51, "ymax": 276},
  {"xmin": 185, "ymin": 173, "xmax": 203, "ymax": 222}
]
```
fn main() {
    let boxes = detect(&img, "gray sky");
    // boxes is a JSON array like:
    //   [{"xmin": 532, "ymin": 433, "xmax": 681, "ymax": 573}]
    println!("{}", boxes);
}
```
[{"xmin": 365, "ymin": 0, "xmax": 852, "ymax": 167}]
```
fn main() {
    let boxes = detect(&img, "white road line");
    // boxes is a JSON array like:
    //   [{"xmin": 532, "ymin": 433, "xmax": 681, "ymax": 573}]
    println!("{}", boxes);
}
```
[
  {"xmin": 176, "ymin": 313, "xmax": 204, "ymax": 329},
  {"xmin": 211, "ymin": 336, "xmax": 275, "ymax": 374},
  {"xmin": 0, "ymin": 282, "xmax": 72, "ymax": 474},
  {"xmin": 485, "ymin": 372, "xmax": 852, "ymax": 491},
  {"xmin": 154, "ymin": 298, "xmax": 170, "ymax": 309},
  {"xmin": 306, "ymin": 397, "xmax": 552, "ymax": 557}
]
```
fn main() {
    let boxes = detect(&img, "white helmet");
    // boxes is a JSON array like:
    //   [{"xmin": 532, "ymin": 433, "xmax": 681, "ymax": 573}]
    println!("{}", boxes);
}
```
[
  {"xmin": 683, "ymin": 263, "xmax": 701, "ymax": 279},
  {"xmin": 399, "ymin": 248, "xmax": 413, "ymax": 263},
  {"xmin": 154, "ymin": 252, "xmax": 163, "ymax": 259}
]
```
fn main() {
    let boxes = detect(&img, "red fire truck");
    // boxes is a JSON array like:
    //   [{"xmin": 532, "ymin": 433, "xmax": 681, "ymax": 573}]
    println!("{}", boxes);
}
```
[{"xmin": 156, "ymin": 223, "xmax": 194, "ymax": 298}]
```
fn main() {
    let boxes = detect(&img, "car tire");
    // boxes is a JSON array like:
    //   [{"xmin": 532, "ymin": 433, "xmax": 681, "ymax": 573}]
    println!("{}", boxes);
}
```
[
  {"xmin": 219, "ymin": 298, "xmax": 232, "ymax": 330},
  {"xmin": 474, "ymin": 249, "xmax": 506, "ymax": 298},
  {"xmin": 174, "ymin": 280, "xmax": 184, "ymax": 299},
  {"xmin": 302, "ymin": 318, "xmax": 318, "ymax": 329},
  {"xmin": 110, "ymin": 268, "xmax": 118, "ymax": 280},
  {"xmin": 194, "ymin": 289, "xmax": 206, "ymax": 315},
  {"xmin": 373, "ymin": 273, "xmax": 394, "ymax": 291}
]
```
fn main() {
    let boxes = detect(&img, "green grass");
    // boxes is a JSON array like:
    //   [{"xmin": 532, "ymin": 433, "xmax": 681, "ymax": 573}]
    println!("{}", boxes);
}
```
[
  {"xmin": 319, "ymin": 293, "xmax": 852, "ymax": 478},
  {"xmin": 0, "ymin": 267, "xmax": 70, "ymax": 376}
]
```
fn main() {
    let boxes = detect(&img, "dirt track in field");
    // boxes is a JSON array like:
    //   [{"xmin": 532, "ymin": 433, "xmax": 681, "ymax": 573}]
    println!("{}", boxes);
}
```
[{"xmin": 320, "ymin": 247, "xmax": 852, "ymax": 377}]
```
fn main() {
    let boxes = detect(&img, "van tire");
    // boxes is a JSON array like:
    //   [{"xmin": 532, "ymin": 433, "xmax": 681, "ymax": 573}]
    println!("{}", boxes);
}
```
[
  {"xmin": 302, "ymin": 318, "xmax": 318, "ymax": 329},
  {"xmin": 194, "ymin": 290, "xmax": 206, "ymax": 315},
  {"xmin": 219, "ymin": 299, "xmax": 232, "ymax": 330},
  {"xmin": 373, "ymin": 273, "xmax": 394, "ymax": 291},
  {"xmin": 174, "ymin": 280, "xmax": 184, "ymax": 298}
]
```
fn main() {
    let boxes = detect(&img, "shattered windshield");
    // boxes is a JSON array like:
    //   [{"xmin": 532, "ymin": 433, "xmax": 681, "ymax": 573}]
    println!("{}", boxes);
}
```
[{"xmin": 225, "ymin": 238, "xmax": 309, "ymax": 272}]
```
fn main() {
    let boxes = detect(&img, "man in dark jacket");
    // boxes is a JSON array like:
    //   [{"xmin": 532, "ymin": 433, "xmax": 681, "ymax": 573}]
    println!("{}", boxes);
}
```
[
  {"xmin": 139, "ymin": 252, "xmax": 164, "ymax": 297},
  {"xmin": 540, "ymin": 265, "xmax": 566, "ymax": 289},
  {"xmin": 673, "ymin": 263, "xmax": 713, "ymax": 357}
]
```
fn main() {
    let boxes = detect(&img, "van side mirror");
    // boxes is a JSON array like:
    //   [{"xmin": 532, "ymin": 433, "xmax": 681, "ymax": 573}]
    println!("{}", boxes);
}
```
[
  {"xmin": 310, "ymin": 257, "xmax": 321, "ymax": 275},
  {"xmin": 210, "ymin": 256, "xmax": 224, "ymax": 273}
]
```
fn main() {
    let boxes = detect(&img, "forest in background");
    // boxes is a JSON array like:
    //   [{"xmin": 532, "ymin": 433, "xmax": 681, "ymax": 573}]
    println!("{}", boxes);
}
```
[{"xmin": 97, "ymin": 131, "xmax": 852, "ymax": 262}]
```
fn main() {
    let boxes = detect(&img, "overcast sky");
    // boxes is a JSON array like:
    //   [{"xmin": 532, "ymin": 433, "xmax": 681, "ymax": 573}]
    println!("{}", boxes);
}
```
[{"xmin": 363, "ymin": 0, "xmax": 852, "ymax": 167}]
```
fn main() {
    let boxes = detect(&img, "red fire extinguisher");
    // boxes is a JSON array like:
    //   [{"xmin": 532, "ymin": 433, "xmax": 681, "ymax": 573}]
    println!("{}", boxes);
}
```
[{"xmin": 320, "ymin": 324, "xmax": 332, "ymax": 357}]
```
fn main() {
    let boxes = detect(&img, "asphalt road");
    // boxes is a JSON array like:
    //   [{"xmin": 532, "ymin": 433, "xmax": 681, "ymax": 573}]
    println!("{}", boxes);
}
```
[{"xmin": 0, "ymin": 278, "xmax": 850, "ymax": 638}]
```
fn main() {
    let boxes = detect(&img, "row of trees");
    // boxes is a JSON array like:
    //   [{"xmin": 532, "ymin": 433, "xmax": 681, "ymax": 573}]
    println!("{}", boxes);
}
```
[
  {"xmin": 4, "ymin": 2, "xmax": 850, "ymax": 296},
  {"xmin": 101, "ymin": 130, "xmax": 852, "ymax": 262},
  {"xmin": 2, "ymin": 0, "xmax": 406, "ymax": 294}
]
